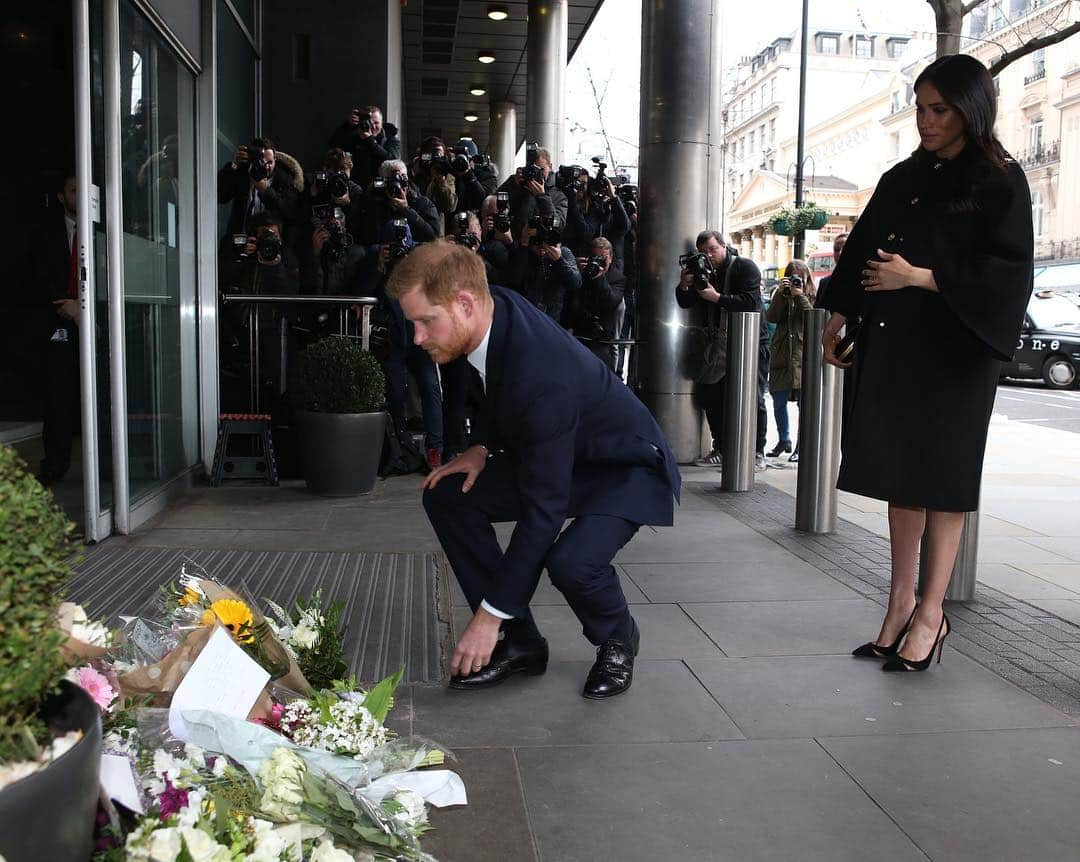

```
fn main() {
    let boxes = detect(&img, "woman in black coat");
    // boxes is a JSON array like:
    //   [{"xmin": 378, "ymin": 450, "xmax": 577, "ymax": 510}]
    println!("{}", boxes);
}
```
[{"xmin": 821, "ymin": 54, "xmax": 1033, "ymax": 671}]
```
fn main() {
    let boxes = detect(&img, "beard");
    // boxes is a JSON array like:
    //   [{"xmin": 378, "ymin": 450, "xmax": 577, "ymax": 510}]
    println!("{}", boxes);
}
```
[{"xmin": 424, "ymin": 312, "xmax": 472, "ymax": 365}]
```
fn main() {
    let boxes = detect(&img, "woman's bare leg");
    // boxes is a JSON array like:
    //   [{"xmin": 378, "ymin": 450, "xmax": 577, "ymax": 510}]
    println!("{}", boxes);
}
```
[
  {"xmin": 875, "ymin": 503, "xmax": 924, "ymax": 646},
  {"xmin": 898, "ymin": 509, "xmax": 965, "ymax": 661}
]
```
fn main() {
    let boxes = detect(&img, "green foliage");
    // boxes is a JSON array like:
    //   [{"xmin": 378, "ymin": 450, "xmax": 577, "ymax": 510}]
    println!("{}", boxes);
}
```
[
  {"xmin": 294, "ymin": 336, "xmax": 386, "ymax": 414},
  {"xmin": 769, "ymin": 201, "xmax": 829, "ymax": 235},
  {"xmin": 362, "ymin": 667, "xmax": 405, "ymax": 724},
  {"xmin": 0, "ymin": 444, "xmax": 75, "ymax": 762},
  {"xmin": 294, "ymin": 593, "xmax": 348, "ymax": 690}
]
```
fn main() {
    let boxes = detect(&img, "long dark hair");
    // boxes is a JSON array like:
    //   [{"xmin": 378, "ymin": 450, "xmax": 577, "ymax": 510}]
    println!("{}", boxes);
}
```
[{"xmin": 914, "ymin": 54, "xmax": 1008, "ymax": 171}]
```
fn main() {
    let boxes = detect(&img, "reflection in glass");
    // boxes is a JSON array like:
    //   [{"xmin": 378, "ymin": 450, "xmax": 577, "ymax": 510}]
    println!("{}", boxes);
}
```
[{"xmin": 118, "ymin": 0, "xmax": 198, "ymax": 500}]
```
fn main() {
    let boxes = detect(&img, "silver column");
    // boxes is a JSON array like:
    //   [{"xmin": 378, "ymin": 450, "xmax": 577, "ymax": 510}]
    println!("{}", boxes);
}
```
[
  {"xmin": 526, "ymin": 0, "xmax": 567, "ymax": 162},
  {"xmin": 637, "ymin": 0, "xmax": 725, "ymax": 461},
  {"xmin": 796, "ymin": 308, "xmax": 843, "ymax": 533},
  {"xmin": 919, "ymin": 511, "xmax": 979, "ymax": 601},
  {"xmin": 720, "ymin": 312, "xmax": 761, "ymax": 491},
  {"xmin": 104, "ymin": 0, "xmax": 131, "ymax": 533},
  {"xmin": 488, "ymin": 100, "xmax": 518, "ymax": 185}
]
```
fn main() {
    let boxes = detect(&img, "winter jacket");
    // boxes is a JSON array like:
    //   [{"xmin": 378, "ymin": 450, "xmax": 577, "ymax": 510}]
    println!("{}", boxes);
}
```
[
  {"xmin": 506, "ymin": 244, "xmax": 581, "ymax": 324},
  {"xmin": 564, "ymin": 192, "xmax": 631, "ymax": 261},
  {"xmin": 217, "ymin": 151, "xmax": 304, "ymax": 245},
  {"xmin": 496, "ymin": 172, "xmax": 569, "ymax": 243},
  {"xmin": 327, "ymin": 122, "xmax": 402, "ymax": 189},
  {"xmin": 765, "ymin": 286, "xmax": 813, "ymax": 392},
  {"xmin": 454, "ymin": 163, "xmax": 500, "ymax": 214}
]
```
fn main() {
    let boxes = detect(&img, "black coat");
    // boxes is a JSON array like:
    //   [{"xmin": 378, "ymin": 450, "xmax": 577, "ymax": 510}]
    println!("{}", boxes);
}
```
[
  {"xmin": 823, "ymin": 147, "xmax": 1033, "ymax": 511},
  {"xmin": 506, "ymin": 245, "xmax": 582, "ymax": 324},
  {"xmin": 454, "ymin": 164, "xmax": 499, "ymax": 214},
  {"xmin": 496, "ymin": 173, "xmax": 569, "ymax": 243},
  {"xmin": 327, "ymin": 123, "xmax": 401, "ymax": 189},
  {"xmin": 217, "ymin": 152, "xmax": 304, "ymax": 243}
]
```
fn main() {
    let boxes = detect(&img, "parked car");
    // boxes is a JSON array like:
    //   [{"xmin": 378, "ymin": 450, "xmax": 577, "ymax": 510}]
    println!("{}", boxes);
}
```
[
  {"xmin": 807, "ymin": 251, "xmax": 835, "ymax": 283},
  {"xmin": 1000, "ymin": 290, "xmax": 1080, "ymax": 389}
]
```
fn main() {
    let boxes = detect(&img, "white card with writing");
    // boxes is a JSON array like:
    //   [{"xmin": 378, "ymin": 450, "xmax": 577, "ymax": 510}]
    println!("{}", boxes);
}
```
[
  {"xmin": 167, "ymin": 625, "xmax": 269, "ymax": 742},
  {"xmin": 100, "ymin": 753, "xmax": 144, "ymax": 813}
]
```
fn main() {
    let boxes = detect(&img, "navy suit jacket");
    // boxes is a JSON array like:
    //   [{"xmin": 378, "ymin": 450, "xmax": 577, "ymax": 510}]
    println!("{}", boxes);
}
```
[{"xmin": 474, "ymin": 285, "xmax": 681, "ymax": 615}]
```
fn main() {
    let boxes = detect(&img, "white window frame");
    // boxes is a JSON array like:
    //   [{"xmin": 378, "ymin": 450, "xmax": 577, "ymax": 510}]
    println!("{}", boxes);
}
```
[{"xmin": 1031, "ymin": 189, "xmax": 1044, "ymax": 239}]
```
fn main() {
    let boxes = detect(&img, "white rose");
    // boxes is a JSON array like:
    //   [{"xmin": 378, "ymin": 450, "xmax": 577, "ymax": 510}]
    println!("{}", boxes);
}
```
[
  {"xmin": 391, "ymin": 789, "xmax": 428, "ymax": 827},
  {"xmin": 179, "ymin": 826, "xmax": 231, "ymax": 862},
  {"xmin": 308, "ymin": 839, "xmax": 355, "ymax": 862},
  {"xmin": 147, "ymin": 826, "xmax": 182, "ymax": 862},
  {"xmin": 153, "ymin": 749, "xmax": 183, "ymax": 782},
  {"xmin": 289, "ymin": 622, "xmax": 318, "ymax": 650}
]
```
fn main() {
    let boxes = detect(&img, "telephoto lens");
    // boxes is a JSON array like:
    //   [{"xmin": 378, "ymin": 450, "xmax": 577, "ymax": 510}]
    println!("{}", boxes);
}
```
[
  {"xmin": 328, "ymin": 172, "xmax": 350, "ymax": 199},
  {"xmin": 246, "ymin": 146, "xmax": 270, "ymax": 181},
  {"xmin": 256, "ymin": 232, "xmax": 282, "ymax": 262},
  {"xmin": 583, "ymin": 255, "xmax": 606, "ymax": 280}
]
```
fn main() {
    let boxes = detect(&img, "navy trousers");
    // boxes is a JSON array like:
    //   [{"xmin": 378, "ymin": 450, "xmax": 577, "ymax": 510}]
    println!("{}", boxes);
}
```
[{"xmin": 423, "ymin": 454, "xmax": 639, "ymax": 645}]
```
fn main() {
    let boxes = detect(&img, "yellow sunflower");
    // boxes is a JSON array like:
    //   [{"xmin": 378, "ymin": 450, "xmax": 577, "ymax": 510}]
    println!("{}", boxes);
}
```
[{"xmin": 203, "ymin": 599, "xmax": 255, "ymax": 643}]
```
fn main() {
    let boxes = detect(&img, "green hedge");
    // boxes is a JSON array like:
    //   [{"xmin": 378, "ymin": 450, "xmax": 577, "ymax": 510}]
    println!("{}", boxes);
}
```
[{"xmin": 294, "ymin": 337, "xmax": 386, "ymax": 414}]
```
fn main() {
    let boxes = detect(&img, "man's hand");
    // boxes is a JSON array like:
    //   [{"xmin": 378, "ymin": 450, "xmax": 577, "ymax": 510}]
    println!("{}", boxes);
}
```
[
  {"xmin": 422, "ymin": 445, "xmax": 488, "ymax": 492},
  {"xmin": 678, "ymin": 268, "xmax": 694, "ymax": 291},
  {"xmin": 822, "ymin": 312, "xmax": 851, "ymax": 369},
  {"xmin": 519, "ymin": 225, "xmax": 537, "ymax": 249},
  {"xmin": 449, "ymin": 607, "xmax": 503, "ymax": 678},
  {"xmin": 542, "ymin": 243, "xmax": 562, "ymax": 262},
  {"xmin": 332, "ymin": 191, "xmax": 350, "ymax": 206},
  {"xmin": 53, "ymin": 299, "xmax": 79, "ymax": 323},
  {"xmin": 698, "ymin": 285, "xmax": 721, "ymax": 303},
  {"xmin": 388, "ymin": 187, "xmax": 409, "ymax": 210},
  {"xmin": 525, "ymin": 179, "xmax": 545, "ymax": 197},
  {"xmin": 254, "ymin": 177, "xmax": 270, "ymax": 194},
  {"xmin": 231, "ymin": 145, "xmax": 248, "ymax": 171},
  {"xmin": 312, "ymin": 226, "xmax": 329, "ymax": 255}
]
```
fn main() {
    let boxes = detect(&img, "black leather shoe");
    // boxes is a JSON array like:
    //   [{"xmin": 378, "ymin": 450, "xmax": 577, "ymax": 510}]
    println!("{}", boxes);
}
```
[
  {"xmin": 448, "ymin": 636, "xmax": 548, "ymax": 690},
  {"xmin": 582, "ymin": 624, "xmax": 640, "ymax": 699}
]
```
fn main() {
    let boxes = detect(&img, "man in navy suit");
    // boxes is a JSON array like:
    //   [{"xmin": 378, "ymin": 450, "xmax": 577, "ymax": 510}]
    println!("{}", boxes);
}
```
[{"xmin": 388, "ymin": 241, "xmax": 681, "ymax": 698}]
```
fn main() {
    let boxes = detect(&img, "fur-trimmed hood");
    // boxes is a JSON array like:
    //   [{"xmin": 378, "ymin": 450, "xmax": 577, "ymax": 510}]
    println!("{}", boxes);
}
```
[{"xmin": 274, "ymin": 150, "xmax": 305, "ymax": 192}]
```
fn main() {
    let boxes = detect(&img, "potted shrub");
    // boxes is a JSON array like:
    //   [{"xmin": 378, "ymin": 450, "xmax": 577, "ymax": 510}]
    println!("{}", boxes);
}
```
[
  {"xmin": 0, "ymin": 444, "xmax": 102, "ymax": 861},
  {"xmin": 293, "ymin": 336, "xmax": 387, "ymax": 496}
]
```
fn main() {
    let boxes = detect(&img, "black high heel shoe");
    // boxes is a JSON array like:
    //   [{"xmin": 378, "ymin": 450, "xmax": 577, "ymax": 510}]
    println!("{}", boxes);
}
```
[
  {"xmin": 882, "ymin": 613, "xmax": 950, "ymax": 672},
  {"xmin": 852, "ymin": 605, "xmax": 917, "ymax": 659},
  {"xmin": 766, "ymin": 440, "xmax": 792, "ymax": 457}
]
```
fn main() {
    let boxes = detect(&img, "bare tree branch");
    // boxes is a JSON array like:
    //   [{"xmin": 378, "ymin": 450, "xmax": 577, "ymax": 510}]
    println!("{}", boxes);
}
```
[
  {"xmin": 961, "ymin": 0, "xmax": 986, "ymax": 15},
  {"xmin": 988, "ymin": 19, "xmax": 1080, "ymax": 75}
]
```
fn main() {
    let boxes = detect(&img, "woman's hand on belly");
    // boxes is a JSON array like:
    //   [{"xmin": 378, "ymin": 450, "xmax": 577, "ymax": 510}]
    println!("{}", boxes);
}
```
[{"xmin": 863, "ymin": 249, "xmax": 938, "ymax": 294}]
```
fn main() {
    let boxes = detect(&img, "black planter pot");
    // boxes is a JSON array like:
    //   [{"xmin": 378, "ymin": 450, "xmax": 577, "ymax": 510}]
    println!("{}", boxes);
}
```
[
  {"xmin": 0, "ymin": 680, "xmax": 103, "ymax": 862},
  {"xmin": 296, "ymin": 409, "xmax": 387, "ymax": 496}
]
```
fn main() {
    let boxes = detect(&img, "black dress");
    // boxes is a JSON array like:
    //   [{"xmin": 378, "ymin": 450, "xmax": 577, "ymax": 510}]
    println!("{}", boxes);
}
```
[{"xmin": 824, "ymin": 147, "xmax": 1033, "ymax": 511}]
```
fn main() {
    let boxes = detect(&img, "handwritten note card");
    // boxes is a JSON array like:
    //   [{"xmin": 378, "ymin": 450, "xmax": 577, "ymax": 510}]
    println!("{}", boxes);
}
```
[{"xmin": 167, "ymin": 625, "xmax": 270, "ymax": 742}]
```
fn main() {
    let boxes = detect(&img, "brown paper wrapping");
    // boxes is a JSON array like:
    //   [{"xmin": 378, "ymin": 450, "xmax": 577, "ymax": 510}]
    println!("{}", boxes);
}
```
[{"xmin": 57, "ymin": 601, "xmax": 113, "ymax": 663}]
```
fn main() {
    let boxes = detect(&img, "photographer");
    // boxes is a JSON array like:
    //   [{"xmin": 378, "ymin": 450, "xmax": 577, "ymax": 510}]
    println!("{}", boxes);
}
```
[
  {"xmin": 409, "ymin": 137, "xmax": 459, "ymax": 236},
  {"xmin": 306, "ymin": 148, "xmax": 365, "ymax": 239},
  {"xmin": 615, "ymin": 183, "xmax": 639, "ymax": 378},
  {"xmin": 563, "ymin": 165, "xmax": 630, "ymax": 262},
  {"xmin": 217, "ymin": 137, "xmax": 302, "ymax": 246},
  {"xmin": 496, "ymin": 145, "xmax": 568, "ymax": 241},
  {"xmin": 301, "ymin": 210, "xmax": 366, "ymax": 298},
  {"xmin": 220, "ymin": 213, "xmax": 300, "ymax": 297},
  {"xmin": 361, "ymin": 221, "xmax": 444, "ymax": 471},
  {"xmin": 765, "ymin": 260, "xmax": 815, "ymax": 461},
  {"xmin": 476, "ymin": 195, "xmax": 514, "ymax": 286},
  {"xmin": 327, "ymin": 105, "xmax": 401, "ymax": 189},
  {"xmin": 676, "ymin": 230, "xmax": 769, "ymax": 470},
  {"xmin": 506, "ymin": 204, "xmax": 580, "ymax": 324},
  {"xmin": 450, "ymin": 139, "xmax": 499, "ymax": 215},
  {"xmin": 357, "ymin": 159, "xmax": 440, "ymax": 247},
  {"xmin": 569, "ymin": 237, "xmax": 624, "ymax": 371}
]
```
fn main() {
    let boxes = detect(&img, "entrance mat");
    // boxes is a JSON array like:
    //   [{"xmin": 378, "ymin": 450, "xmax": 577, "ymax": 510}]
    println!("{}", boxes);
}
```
[{"xmin": 69, "ymin": 547, "xmax": 450, "ymax": 684}]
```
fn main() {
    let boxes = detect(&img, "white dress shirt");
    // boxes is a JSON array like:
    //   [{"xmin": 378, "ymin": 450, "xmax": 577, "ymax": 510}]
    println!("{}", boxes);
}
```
[{"xmin": 466, "ymin": 321, "xmax": 513, "ymax": 621}]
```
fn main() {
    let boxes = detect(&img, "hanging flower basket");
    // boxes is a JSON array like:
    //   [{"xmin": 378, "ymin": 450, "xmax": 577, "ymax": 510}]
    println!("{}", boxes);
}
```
[
  {"xmin": 807, "ymin": 208, "xmax": 829, "ymax": 229},
  {"xmin": 769, "ymin": 202, "xmax": 829, "ymax": 235},
  {"xmin": 770, "ymin": 217, "xmax": 793, "ymax": 236}
]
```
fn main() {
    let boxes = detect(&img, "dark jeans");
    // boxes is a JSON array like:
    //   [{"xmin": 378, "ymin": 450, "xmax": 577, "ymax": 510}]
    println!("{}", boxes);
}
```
[
  {"xmin": 41, "ymin": 325, "xmax": 79, "ymax": 478},
  {"xmin": 423, "ymin": 454, "xmax": 640, "ymax": 645},
  {"xmin": 383, "ymin": 343, "xmax": 443, "ymax": 452},
  {"xmin": 695, "ymin": 344, "xmax": 769, "ymax": 455},
  {"xmin": 616, "ymin": 293, "xmax": 636, "ymax": 376}
]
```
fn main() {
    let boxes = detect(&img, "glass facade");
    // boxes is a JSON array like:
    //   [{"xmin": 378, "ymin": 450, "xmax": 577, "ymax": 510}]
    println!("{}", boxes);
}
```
[{"xmin": 217, "ymin": 0, "xmax": 257, "ymax": 235}]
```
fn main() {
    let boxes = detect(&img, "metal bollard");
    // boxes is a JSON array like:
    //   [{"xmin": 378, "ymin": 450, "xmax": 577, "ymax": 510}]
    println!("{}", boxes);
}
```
[
  {"xmin": 795, "ymin": 308, "xmax": 843, "ymax": 533},
  {"xmin": 721, "ymin": 311, "xmax": 761, "ymax": 492},
  {"xmin": 919, "ymin": 510, "xmax": 978, "ymax": 601}
]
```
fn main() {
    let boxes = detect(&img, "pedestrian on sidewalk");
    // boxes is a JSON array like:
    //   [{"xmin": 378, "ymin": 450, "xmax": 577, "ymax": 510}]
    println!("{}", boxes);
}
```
[
  {"xmin": 388, "ymin": 240, "xmax": 681, "ymax": 699},
  {"xmin": 822, "ymin": 54, "xmax": 1033, "ymax": 672},
  {"xmin": 765, "ymin": 259, "xmax": 815, "ymax": 462}
]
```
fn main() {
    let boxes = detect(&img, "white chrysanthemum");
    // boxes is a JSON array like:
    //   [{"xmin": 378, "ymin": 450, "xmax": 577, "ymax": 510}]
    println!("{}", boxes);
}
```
[
  {"xmin": 289, "ymin": 620, "xmax": 319, "ymax": 650},
  {"xmin": 146, "ymin": 826, "xmax": 182, "ymax": 862},
  {"xmin": 390, "ymin": 789, "xmax": 428, "ymax": 828},
  {"xmin": 179, "ymin": 826, "xmax": 231, "ymax": 862},
  {"xmin": 257, "ymin": 748, "xmax": 307, "ymax": 822},
  {"xmin": 308, "ymin": 839, "xmax": 354, "ymax": 862},
  {"xmin": 177, "ymin": 788, "xmax": 208, "ymax": 829}
]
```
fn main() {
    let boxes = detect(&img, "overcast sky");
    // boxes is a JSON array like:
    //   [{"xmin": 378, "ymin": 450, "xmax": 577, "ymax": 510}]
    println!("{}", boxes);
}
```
[{"xmin": 565, "ymin": 0, "xmax": 937, "ymax": 171}]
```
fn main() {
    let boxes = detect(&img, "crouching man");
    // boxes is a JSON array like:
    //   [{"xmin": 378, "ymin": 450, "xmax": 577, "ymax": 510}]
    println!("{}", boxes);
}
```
[{"xmin": 387, "ymin": 241, "xmax": 681, "ymax": 699}]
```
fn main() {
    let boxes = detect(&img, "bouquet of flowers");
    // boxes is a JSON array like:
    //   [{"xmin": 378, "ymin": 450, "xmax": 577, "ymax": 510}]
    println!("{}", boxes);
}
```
[{"xmin": 265, "ymin": 592, "xmax": 348, "ymax": 690}]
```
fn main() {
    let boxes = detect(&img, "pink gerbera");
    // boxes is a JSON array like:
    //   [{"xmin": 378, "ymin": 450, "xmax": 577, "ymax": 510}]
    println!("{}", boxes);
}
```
[{"xmin": 66, "ymin": 665, "xmax": 116, "ymax": 712}]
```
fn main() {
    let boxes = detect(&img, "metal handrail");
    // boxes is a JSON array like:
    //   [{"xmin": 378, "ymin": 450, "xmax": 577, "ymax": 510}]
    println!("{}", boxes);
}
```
[{"xmin": 221, "ymin": 294, "xmax": 378, "ymax": 305}]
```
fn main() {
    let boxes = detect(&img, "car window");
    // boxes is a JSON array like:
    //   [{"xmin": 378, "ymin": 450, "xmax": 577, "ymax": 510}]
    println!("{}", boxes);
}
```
[{"xmin": 1027, "ymin": 294, "xmax": 1080, "ymax": 329}]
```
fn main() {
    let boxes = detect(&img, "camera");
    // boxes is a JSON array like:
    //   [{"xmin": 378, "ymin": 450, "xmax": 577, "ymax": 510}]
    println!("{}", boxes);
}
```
[
  {"xmin": 556, "ymin": 165, "xmax": 585, "ymax": 192},
  {"xmin": 789, "ymin": 275, "xmax": 803, "ymax": 291},
  {"xmin": 678, "ymin": 251, "xmax": 713, "ymax": 288},
  {"xmin": 256, "ymin": 230, "xmax": 282, "ymax": 263},
  {"xmin": 588, "ymin": 157, "xmax": 610, "ymax": 198},
  {"xmin": 519, "ymin": 163, "xmax": 544, "ymax": 185},
  {"xmin": 387, "ymin": 218, "xmax": 411, "ymax": 264},
  {"xmin": 231, "ymin": 233, "xmax": 248, "ymax": 261},
  {"xmin": 616, "ymin": 183, "xmax": 638, "ymax": 216},
  {"xmin": 471, "ymin": 152, "xmax": 492, "ymax": 168},
  {"xmin": 525, "ymin": 142, "xmax": 540, "ymax": 165},
  {"xmin": 322, "ymin": 214, "xmax": 353, "ymax": 262},
  {"xmin": 450, "ymin": 146, "xmax": 471, "ymax": 174},
  {"xmin": 452, "ymin": 211, "xmax": 479, "ymax": 250},
  {"xmin": 313, "ymin": 170, "xmax": 350, "ymax": 204},
  {"xmin": 527, "ymin": 212, "xmax": 563, "ymax": 246},
  {"xmin": 353, "ymin": 108, "xmax": 374, "ymax": 133},
  {"xmin": 422, "ymin": 151, "xmax": 451, "ymax": 174},
  {"xmin": 246, "ymin": 146, "xmax": 271, "ymax": 182},
  {"xmin": 494, "ymin": 191, "xmax": 511, "ymax": 233},
  {"xmin": 583, "ymin": 255, "xmax": 607, "ymax": 280}
]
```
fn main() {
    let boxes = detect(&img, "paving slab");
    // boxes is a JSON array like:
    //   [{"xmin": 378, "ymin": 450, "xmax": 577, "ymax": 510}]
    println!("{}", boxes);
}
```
[
  {"xmin": 976, "ymin": 563, "xmax": 1080, "ymax": 600},
  {"xmin": 1026, "ymin": 599, "xmax": 1080, "ymax": 626},
  {"xmin": 622, "ymin": 559, "xmax": 859, "ymax": 602},
  {"xmin": 155, "ymin": 501, "xmax": 334, "ymax": 531},
  {"xmin": 821, "ymin": 727, "xmax": 1080, "ymax": 862},
  {"xmin": 408, "ymin": 661, "xmax": 744, "ymax": 747},
  {"xmin": 684, "ymin": 599, "xmax": 890, "ymax": 657},
  {"xmin": 515, "ymin": 740, "xmax": 925, "ymax": 862},
  {"xmin": 1017, "ymin": 537, "xmax": 1080, "ymax": 562},
  {"xmin": 452, "ymin": 602, "xmax": 724, "ymax": 661},
  {"xmin": 423, "ymin": 748, "xmax": 537, "ymax": 862},
  {"xmin": 687, "ymin": 653, "xmax": 1073, "ymax": 739},
  {"xmin": 1006, "ymin": 562, "xmax": 1080, "ymax": 592}
]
